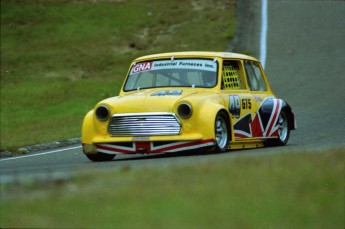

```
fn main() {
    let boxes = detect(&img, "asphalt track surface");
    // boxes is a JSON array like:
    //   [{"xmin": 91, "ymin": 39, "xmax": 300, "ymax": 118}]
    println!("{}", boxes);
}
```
[{"xmin": 1, "ymin": 0, "xmax": 345, "ymax": 181}]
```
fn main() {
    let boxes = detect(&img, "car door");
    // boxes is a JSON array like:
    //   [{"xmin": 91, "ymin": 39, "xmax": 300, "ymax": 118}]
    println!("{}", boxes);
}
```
[
  {"xmin": 220, "ymin": 59, "xmax": 256, "ymax": 140},
  {"xmin": 237, "ymin": 60, "xmax": 278, "ymax": 139},
  {"xmin": 221, "ymin": 59, "xmax": 277, "ymax": 141}
]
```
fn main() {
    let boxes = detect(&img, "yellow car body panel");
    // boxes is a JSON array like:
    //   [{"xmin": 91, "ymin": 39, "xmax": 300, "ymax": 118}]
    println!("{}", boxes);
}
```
[
  {"xmin": 83, "ymin": 88, "xmax": 223, "ymax": 143},
  {"xmin": 82, "ymin": 52, "xmax": 295, "ymax": 161}
]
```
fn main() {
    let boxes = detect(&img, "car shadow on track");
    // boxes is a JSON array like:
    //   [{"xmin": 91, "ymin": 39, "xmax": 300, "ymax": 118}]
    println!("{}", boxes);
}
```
[
  {"xmin": 109, "ymin": 148, "xmax": 243, "ymax": 162},
  {"xmin": 102, "ymin": 143, "xmax": 297, "ymax": 163}
]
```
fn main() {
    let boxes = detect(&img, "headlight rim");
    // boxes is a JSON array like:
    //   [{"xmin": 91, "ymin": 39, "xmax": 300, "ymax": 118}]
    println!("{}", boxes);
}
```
[
  {"xmin": 177, "ymin": 103, "xmax": 193, "ymax": 119},
  {"xmin": 95, "ymin": 105, "xmax": 110, "ymax": 122}
]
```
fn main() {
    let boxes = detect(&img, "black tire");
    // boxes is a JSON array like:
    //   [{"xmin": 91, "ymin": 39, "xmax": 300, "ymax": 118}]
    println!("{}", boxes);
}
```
[
  {"xmin": 214, "ymin": 112, "xmax": 230, "ymax": 152},
  {"xmin": 86, "ymin": 152, "xmax": 116, "ymax": 162},
  {"xmin": 269, "ymin": 110, "xmax": 290, "ymax": 146}
]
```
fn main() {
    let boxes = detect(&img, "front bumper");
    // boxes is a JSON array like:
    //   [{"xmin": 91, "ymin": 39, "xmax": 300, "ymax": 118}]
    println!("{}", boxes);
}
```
[{"xmin": 83, "ymin": 139, "xmax": 215, "ymax": 155}]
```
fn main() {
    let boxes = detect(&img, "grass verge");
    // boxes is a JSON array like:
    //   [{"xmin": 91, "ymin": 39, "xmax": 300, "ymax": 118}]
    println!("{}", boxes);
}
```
[
  {"xmin": 0, "ymin": 0, "xmax": 236, "ymax": 151},
  {"xmin": 1, "ymin": 148, "xmax": 344, "ymax": 228}
]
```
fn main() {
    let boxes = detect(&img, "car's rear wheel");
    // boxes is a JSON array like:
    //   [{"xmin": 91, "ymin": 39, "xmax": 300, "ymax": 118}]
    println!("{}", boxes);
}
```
[
  {"xmin": 270, "ymin": 110, "xmax": 290, "ymax": 146},
  {"xmin": 86, "ymin": 152, "xmax": 115, "ymax": 162},
  {"xmin": 214, "ymin": 112, "xmax": 230, "ymax": 152}
]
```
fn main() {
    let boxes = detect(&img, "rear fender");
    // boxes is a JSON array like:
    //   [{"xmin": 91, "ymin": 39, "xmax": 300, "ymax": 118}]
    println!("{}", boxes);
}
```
[
  {"xmin": 281, "ymin": 100, "xmax": 296, "ymax": 130},
  {"xmin": 260, "ymin": 98, "xmax": 295, "ymax": 130}
]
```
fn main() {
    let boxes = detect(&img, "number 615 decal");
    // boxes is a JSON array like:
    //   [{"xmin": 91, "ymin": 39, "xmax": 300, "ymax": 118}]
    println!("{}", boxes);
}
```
[
  {"xmin": 229, "ymin": 96, "xmax": 252, "ymax": 118},
  {"xmin": 242, "ymin": 98, "xmax": 252, "ymax": 109}
]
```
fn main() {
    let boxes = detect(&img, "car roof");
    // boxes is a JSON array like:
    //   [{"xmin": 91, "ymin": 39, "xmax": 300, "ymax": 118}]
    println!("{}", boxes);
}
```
[{"xmin": 133, "ymin": 51, "xmax": 259, "ymax": 62}]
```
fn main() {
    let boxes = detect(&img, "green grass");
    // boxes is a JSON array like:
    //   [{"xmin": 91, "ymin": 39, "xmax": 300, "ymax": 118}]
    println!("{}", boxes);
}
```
[
  {"xmin": 1, "ymin": 149, "xmax": 344, "ymax": 228},
  {"xmin": 0, "ymin": 0, "xmax": 236, "ymax": 151}
]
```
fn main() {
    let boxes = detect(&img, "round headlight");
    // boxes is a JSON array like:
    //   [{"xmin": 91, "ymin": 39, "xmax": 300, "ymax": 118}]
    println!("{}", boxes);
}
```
[
  {"xmin": 178, "ymin": 103, "xmax": 192, "ymax": 119},
  {"xmin": 95, "ymin": 105, "xmax": 110, "ymax": 121}
]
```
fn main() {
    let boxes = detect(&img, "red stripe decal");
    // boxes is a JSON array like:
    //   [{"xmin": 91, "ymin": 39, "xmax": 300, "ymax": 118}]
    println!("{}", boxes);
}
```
[
  {"xmin": 251, "ymin": 114, "xmax": 263, "ymax": 137},
  {"xmin": 97, "ymin": 144, "xmax": 134, "ymax": 154},
  {"xmin": 96, "ymin": 139, "xmax": 215, "ymax": 155},
  {"xmin": 151, "ymin": 139, "xmax": 214, "ymax": 153},
  {"xmin": 235, "ymin": 133, "xmax": 249, "ymax": 138},
  {"xmin": 266, "ymin": 100, "xmax": 281, "ymax": 137}
]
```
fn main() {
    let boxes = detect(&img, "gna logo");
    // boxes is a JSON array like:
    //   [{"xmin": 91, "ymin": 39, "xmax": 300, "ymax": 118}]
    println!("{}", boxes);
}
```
[{"xmin": 132, "ymin": 62, "xmax": 153, "ymax": 73}]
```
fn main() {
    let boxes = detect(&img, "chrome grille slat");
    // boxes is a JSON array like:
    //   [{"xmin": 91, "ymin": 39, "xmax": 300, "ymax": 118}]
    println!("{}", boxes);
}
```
[
  {"xmin": 109, "ymin": 127, "xmax": 180, "ymax": 130},
  {"xmin": 112, "ymin": 121, "xmax": 178, "ymax": 125},
  {"xmin": 108, "ymin": 112, "xmax": 181, "ymax": 136}
]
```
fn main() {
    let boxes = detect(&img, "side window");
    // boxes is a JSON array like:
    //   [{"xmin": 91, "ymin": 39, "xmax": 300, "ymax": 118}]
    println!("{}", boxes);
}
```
[
  {"xmin": 221, "ymin": 60, "xmax": 243, "ymax": 90},
  {"xmin": 244, "ymin": 61, "xmax": 267, "ymax": 91}
]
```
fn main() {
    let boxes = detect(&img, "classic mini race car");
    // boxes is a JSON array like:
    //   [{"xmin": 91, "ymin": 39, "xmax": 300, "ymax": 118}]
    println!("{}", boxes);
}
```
[{"xmin": 82, "ymin": 52, "xmax": 296, "ymax": 161}]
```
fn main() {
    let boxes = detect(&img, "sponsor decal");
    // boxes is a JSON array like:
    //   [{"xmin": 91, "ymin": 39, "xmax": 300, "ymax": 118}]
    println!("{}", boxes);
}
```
[
  {"xmin": 131, "ymin": 62, "xmax": 153, "ymax": 74},
  {"xmin": 229, "ymin": 95, "xmax": 241, "ymax": 118},
  {"xmin": 167, "ymin": 90, "xmax": 183, "ymax": 95},
  {"xmin": 151, "ymin": 90, "xmax": 167, "ymax": 96},
  {"xmin": 130, "ymin": 59, "xmax": 217, "ymax": 75},
  {"xmin": 253, "ymin": 95, "xmax": 262, "ymax": 102},
  {"xmin": 229, "ymin": 95, "xmax": 251, "ymax": 118},
  {"xmin": 151, "ymin": 90, "xmax": 183, "ymax": 96}
]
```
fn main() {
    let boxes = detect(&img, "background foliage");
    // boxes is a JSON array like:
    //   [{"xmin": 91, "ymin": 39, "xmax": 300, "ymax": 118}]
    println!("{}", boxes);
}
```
[{"xmin": 0, "ymin": 0, "xmax": 236, "ymax": 151}]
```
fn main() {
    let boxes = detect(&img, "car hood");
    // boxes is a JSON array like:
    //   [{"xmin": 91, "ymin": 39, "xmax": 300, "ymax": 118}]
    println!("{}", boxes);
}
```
[{"xmin": 98, "ymin": 88, "xmax": 218, "ymax": 114}]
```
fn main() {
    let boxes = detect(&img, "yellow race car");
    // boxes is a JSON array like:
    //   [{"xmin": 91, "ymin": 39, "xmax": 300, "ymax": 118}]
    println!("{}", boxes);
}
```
[{"xmin": 82, "ymin": 52, "xmax": 296, "ymax": 161}]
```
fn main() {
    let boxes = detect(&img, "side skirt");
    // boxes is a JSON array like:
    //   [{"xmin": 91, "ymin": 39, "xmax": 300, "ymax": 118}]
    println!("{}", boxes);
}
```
[{"xmin": 228, "ymin": 139, "xmax": 265, "ymax": 150}]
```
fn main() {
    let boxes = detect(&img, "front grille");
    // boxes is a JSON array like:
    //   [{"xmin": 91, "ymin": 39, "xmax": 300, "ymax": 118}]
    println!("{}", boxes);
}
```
[{"xmin": 108, "ymin": 112, "xmax": 181, "ymax": 136}]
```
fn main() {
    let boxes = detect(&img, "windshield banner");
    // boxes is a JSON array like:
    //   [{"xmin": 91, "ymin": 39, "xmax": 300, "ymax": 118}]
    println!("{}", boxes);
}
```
[{"xmin": 131, "ymin": 59, "xmax": 217, "ymax": 75}]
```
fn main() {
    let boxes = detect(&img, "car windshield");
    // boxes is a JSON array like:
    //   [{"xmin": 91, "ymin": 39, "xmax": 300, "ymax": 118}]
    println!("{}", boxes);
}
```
[{"xmin": 124, "ymin": 58, "xmax": 218, "ymax": 91}]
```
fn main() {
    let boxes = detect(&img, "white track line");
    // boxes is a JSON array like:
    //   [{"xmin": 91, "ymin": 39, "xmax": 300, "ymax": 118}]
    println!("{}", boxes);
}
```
[
  {"xmin": 0, "ymin": 145, "xmax": 82, "ymax": 162},
  {"xmin": 260, "ymin": 0, "xmax": 268, "ymax": 69}
]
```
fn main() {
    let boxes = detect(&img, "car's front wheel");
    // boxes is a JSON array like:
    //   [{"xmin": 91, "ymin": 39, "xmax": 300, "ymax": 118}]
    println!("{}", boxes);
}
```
[
  {"xmin": 214, "ymin": 112, "xmax": 230, "ymax": 152},
  {"xmin": 86, "ymin": 152, "xmax": 116, "ymax": 162}
]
